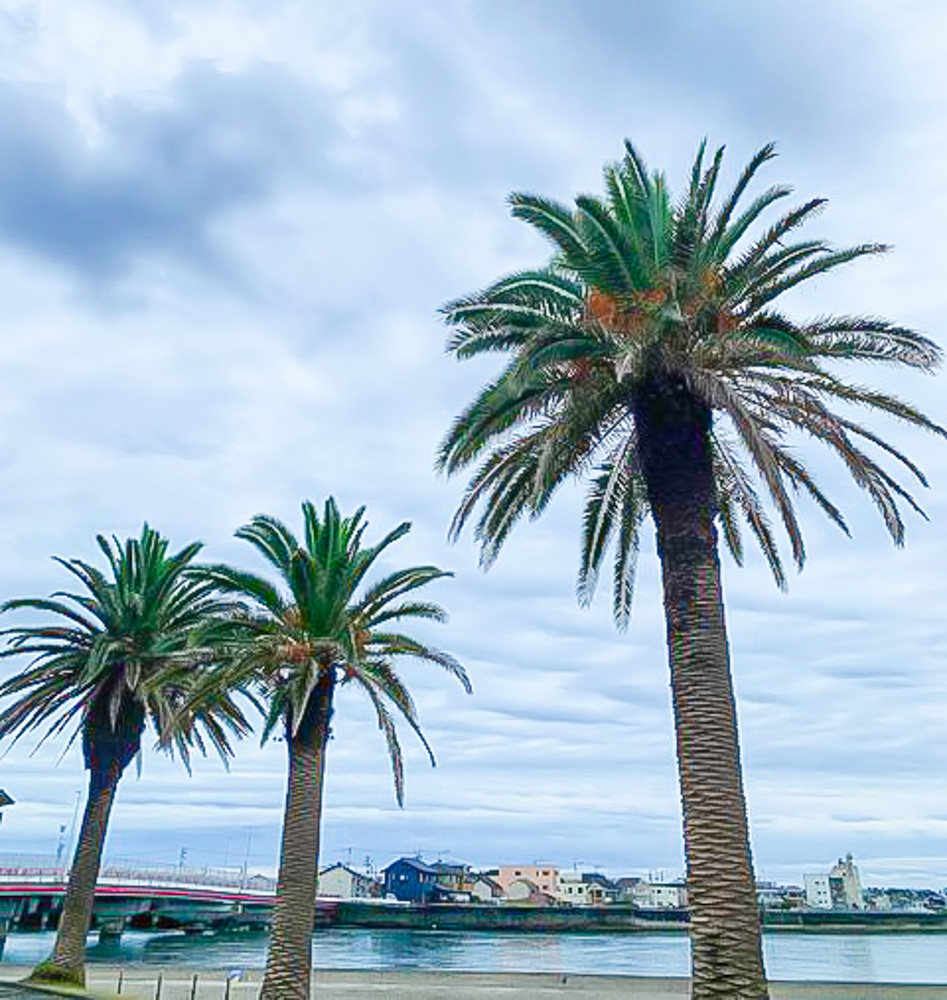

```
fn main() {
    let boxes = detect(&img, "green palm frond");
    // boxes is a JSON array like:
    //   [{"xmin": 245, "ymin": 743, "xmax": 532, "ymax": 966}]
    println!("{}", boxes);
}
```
[
  {"xmin": 0, "ymin": 525, "xmax": 251, "ymax": 775},
  {"xmin": 189, "ymin": 500, "xmax": 469, "ymax": 804},
  {"xmin": 441, "ymin": 137, "xmax": 944, "ymax": 623}
]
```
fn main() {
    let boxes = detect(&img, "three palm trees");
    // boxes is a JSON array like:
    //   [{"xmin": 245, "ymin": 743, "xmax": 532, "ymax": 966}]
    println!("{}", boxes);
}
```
[{"xmin": 438, "ymin": 140, "xmax": 943, "ymax": 998}]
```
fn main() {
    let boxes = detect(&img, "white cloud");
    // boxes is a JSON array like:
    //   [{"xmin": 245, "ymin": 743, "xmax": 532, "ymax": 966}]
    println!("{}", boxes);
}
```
[{"xmin": 0, "ymin": 0, "xmax": 946, "ymax": 891}]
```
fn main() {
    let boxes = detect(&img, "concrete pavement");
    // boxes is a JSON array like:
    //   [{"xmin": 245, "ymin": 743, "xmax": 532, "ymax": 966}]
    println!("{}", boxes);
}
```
[{"xmin": 4, "ymin": 967, "xmax": 947, "ymax": 999}]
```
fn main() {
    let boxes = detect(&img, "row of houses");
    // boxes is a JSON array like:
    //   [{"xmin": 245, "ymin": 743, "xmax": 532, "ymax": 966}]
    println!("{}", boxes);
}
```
[
  {"xmin": 317, "ymin": 857, "xmax": 688, "ymax": 908},
  {"xmin": 322, "ymin": 851, "xmax": 944, "ymax": 914}
]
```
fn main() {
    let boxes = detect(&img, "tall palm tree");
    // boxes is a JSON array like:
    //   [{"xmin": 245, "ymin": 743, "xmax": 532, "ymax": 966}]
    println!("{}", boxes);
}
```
[
  {"xmin": 0, "ymin": 525, "xmax": 248, "ymax": 987},
  {"xmin": 194, "ymin": 499, "xmax": 470, "ymax": 1000},
  {"xmin": 438, "ymin": 140, "xmax": 944, "ymax": 999}
]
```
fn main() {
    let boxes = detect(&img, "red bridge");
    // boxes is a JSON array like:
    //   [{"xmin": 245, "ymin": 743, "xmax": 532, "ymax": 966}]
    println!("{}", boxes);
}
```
[{"xmin": 0, "ymin": 858, "xmax": 288, "ymax": 951}]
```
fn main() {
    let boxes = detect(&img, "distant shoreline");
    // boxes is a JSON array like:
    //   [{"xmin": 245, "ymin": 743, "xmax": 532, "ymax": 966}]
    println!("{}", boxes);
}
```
[{"xmin": 326, "ymin": 899, "xmax": 947, "ymax": 934}]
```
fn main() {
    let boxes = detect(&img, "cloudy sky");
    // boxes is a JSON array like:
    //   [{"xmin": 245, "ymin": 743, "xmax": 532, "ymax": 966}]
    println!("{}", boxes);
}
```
[{"xmin": 1, "ymin": 0, "xmax": 946, "ymax": 891}]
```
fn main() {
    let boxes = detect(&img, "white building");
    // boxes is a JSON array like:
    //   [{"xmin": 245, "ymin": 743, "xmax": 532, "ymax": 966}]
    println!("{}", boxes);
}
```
[
  {"xmin": 317, "ymin": 863, "xmax": 376, "ymax": 900},
  {"xmin": 557, "ymin": 872, "xmax": 590, "ymax": 905},
  {"xmin": 804, "ymin": 874, "xmax": 833, "ymax": 910},
  {"xmin": 556, "ymin": 872, "xmax": 616, "ymax": 906},
  {"xmin": 804, "ymin": 853, "xmax": 864, "ymax": 910},
  {"xmin": 630, "ymin": 882, "xmax": 687, "ymax": 909}
]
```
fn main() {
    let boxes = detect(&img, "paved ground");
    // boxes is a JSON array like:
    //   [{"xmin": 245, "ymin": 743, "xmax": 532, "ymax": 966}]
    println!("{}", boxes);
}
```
[{"xmin": 4, "ymin": 968, "xmax": 947, "ymax": 999}]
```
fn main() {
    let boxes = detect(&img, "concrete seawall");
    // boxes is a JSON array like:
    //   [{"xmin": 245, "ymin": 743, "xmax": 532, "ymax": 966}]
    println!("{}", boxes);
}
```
[{"xmin": 332, "ymin": 900, "xmax": 947, "ymax": 933}]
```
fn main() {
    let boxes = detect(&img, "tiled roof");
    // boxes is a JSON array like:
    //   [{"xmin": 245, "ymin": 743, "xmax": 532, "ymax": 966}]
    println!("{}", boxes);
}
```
[
  {"xmin": 319, "ymin": 862, "xmax": 373, "ymax": 881},
  {"xmin": 473, "ymin": 873, "xmax": 503, "ymax": 892},
  {"xmin": 431, "ymin": 861, "xmax": 468, "ymax": 875},
  {"xmin": 383, "ymin": 856, "xmax": 439, "ymax": 875},
  {"xmin": 582, "ymin": 873, "xmax": 617, "ymax": 889}
]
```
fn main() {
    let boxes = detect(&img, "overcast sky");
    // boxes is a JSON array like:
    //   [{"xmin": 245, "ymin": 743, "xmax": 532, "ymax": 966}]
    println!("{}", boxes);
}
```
[{"xmin": 1, "ymin": 0, "xmax": 946, "ymax": 890}]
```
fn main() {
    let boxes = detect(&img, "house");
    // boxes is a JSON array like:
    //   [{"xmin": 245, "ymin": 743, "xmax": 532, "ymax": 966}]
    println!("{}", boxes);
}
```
[
  {"xmin": 582, "ymin": 873, "xmax": 618, "ymax": 904},
  {"xmin": 556, "ymin": 872, "xmax": 618, "ymax": 906},
  {"xmin": 557, "ymin": 871, "xmax": 586, "ymax": 905},
  {"xmin": 429, "ymin": 861, "xmax": 472, "ymax": 899},
  {"xmin": 504, "ymin": 878, "xmax": 557, "ymax": 906},
  {"xmin": 629, "ymin": 881, "xmax": 688, "ymax": 909},
  {"xmin": 757, "ymin": 882, "xmax": 804, "ymax": 910},
  {"xmin": 317, "ymin": 863, "xmax": 377, "ymax": 900},
  {"xmin": 497, "ymin": 864, "xmax": 559, "ymax": 898},
  {"xmin": 469, "ymin": 872, "xmax": 503, "ymax": 902},
  {"xmin": 614, "ymin": 877, "xmax": 642, "ymax": 902},
  {"xmin": 383, "ymin": 857, "xmax": 441, "ymax": 903}
]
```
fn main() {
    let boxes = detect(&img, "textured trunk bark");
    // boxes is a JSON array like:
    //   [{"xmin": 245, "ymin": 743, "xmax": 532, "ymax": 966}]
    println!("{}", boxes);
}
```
[
  {"xmin": 28, "ymin": 761, "xmax": 122, "ymax": 987},
  {"xmin": 635, "ymin": 377, "xmax": 768, "ymax": 1000},
  {"xmin": 260, "ymin": 670, "xmax": 334, "ymax": 1000}
]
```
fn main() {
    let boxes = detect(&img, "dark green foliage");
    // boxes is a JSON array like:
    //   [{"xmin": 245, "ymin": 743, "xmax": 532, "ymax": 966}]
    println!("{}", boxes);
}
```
[
  {"xmin": 192, "ymin": 499, "xmax": 470, "ymax": 803},
  {"xmin": 439, "ymin": 139, "xmax": 945, "ymax": 625},
  {"xmin": 0, "ymin": 525, "xmax": 250, "ymax": 774}
]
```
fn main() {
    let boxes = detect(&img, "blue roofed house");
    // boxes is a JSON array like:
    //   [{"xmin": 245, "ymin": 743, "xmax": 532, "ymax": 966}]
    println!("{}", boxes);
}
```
[{"xmin": 383, "ymin": 857, "xmax": 441, "ymax": 903}]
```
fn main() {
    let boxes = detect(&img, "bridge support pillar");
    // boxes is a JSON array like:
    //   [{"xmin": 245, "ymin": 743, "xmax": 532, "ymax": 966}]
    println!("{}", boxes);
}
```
[
  {"xmin": 0, "ymin": 899, "xmax": 19, "ymax": 959},
  {"xmin": 98, "ymin": 918, "xmax": 125, "ymax": 943}
]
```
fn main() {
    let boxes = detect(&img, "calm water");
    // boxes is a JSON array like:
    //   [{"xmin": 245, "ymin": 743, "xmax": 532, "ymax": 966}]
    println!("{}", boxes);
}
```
[{"xmin": 3, "ymin": 928, "xmax": 946, "ymax": 984}]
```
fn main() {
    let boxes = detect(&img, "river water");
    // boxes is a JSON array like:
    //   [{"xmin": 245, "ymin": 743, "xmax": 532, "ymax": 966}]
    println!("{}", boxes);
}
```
[{"xmin": 3, "ymin": 928, "xmax": 946, "ymax": 984}]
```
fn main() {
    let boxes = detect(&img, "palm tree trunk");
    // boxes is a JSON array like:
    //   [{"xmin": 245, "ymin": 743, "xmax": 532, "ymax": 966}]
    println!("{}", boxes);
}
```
[
  {"xmin": 635, "ymin": 378, "xmax": 768, "ymax": 1000},
  {"xmin": 28, "ymin": 760, "xmax": 122, "ymax": 987},
  {"xmin": 260, "ymin": 670, "xmax": 335, "ymax": 1000}
]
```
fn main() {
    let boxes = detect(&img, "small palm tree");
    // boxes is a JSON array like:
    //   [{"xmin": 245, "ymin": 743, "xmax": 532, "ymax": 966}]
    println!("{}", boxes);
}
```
[
  {"xmin": 0, "ymin": 526, "xmax": 248, "ymax": 987},
  {"xmin": 194, "ymin": 499, "xmax": 470, "ymax": 1000},
  {"xmin": 438, "ymin": 140, "xmax": 944, "ymax": 999}
]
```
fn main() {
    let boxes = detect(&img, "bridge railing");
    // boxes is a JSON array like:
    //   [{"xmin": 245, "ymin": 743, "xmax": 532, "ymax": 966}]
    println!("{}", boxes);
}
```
[{"xmin": 0, "ymin": 853, "xmax": 277, "ymax": 896}]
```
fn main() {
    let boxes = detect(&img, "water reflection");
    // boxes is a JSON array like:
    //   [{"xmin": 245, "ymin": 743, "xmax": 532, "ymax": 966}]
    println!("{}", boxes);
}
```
[
  {"xmin": 2, "ymin": 928, "xmax": 945, "ymax": 983},
  {"xmin": 143, "ymin": 931, "xmax": 270, "ymax": 970}
]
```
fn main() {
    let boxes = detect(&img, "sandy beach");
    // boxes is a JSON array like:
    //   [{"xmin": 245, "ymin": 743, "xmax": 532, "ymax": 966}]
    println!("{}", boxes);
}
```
[{"xmin": 4, "ymin": 966, "xmax": 947, "ymax": 999}]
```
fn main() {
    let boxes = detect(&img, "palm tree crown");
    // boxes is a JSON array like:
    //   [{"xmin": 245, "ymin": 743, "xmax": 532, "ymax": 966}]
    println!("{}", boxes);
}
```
[
  {"xmin": 439, "ymin": 139, "xmax": 944, "ymax": 619},
  {"xmin": 0, "ymin": 525, "xmax": 248, "ymax": 770},
  {"xmin": 196, "ymin": 498, "xmax": 470, "ymax": 801}
]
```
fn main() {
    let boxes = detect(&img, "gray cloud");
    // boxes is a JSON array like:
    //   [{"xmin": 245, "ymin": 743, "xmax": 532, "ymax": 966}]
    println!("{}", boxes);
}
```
[
  {"xmin": 0, "ymin": 62, "xmax": 334, "ymax": 282},
  {"xmin": 1, "ymin": 0, "xmax": 947, "ymax": 890}
]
